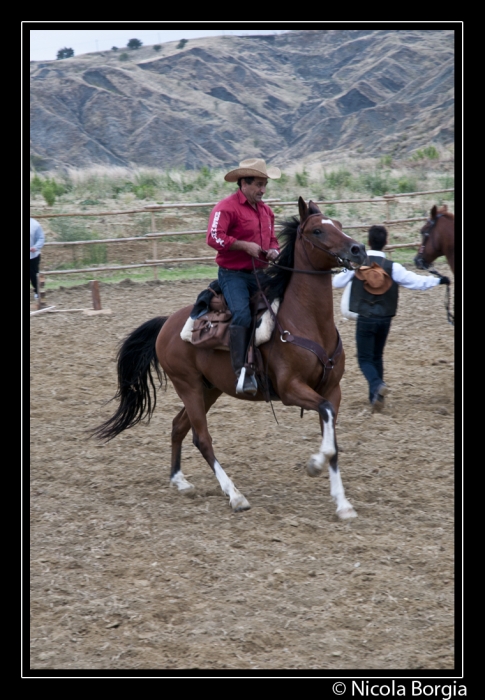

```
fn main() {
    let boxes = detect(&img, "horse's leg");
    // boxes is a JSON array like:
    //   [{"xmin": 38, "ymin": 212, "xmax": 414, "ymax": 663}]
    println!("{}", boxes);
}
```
[
  {"xmin": 170, "ymin": 387, "xmax": 223, "ymax": 491},
  {"xmin": 170, "ymin": 407, "xmax": 194, "ymax": 491},
  {"xmin": 171, "ymin": 379, "xmax": 250, "ymax": 512},
  {"xmin": 281, "ymin": 380, "xmax": 356, "ymax": 520},
  {"xmin": 307, "ymin": 397, "xmax": 356, "ymax": 519}
]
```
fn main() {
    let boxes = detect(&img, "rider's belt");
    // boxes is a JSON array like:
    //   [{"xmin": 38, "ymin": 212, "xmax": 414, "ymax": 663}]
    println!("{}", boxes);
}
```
[{"xmin": 221, "ymin": 267, "xmax": 254, "ymax": 274}]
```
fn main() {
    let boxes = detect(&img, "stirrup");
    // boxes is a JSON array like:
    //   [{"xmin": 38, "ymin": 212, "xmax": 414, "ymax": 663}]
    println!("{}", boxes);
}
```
[{"xmin": 236, "ymin": 367, "xmax": 258, "ymax": 395}]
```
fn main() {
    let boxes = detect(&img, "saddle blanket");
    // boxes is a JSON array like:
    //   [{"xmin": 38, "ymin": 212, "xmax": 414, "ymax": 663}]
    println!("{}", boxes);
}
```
[{"xmin": 180, "ymin": 299, "xmax": 280, "ymax": 349}]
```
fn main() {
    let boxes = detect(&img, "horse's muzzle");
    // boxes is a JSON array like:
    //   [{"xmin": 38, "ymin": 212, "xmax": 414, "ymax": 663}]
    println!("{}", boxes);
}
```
[{"xmin": 414, "ymin": 254, "xmax": 429, "ymax": 270}]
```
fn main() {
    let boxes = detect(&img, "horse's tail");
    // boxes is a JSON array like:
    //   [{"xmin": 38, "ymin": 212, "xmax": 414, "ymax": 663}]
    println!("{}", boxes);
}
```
[{"xmin": 90, "ymin": 316, "xmax": 168, "ymax": 442}]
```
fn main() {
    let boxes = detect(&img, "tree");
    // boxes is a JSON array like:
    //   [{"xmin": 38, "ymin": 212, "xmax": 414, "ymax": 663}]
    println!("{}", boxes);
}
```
[
  {"xmin": 56, "ymin": 47, "xmax": 74, "ymax": 60},
  {"xmin": 127, "ymin": 38, "xmax": 142, "ymax": 50},
  {"xmin": 177, "ymin": 39, "xmax": 188, "ymax": 50}
]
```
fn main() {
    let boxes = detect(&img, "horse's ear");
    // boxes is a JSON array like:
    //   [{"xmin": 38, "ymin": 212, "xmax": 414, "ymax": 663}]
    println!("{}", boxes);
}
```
[
  {"xmin": 431, "ymin": 205, "xmax": 438, "ymax": 219},
  {"xmin": 298, "ymin": 196, "xmax": 308, "ymax": 222},
  {"xmin": 308, "ymin": 200, "xmax": 322, "ymax": 216}
]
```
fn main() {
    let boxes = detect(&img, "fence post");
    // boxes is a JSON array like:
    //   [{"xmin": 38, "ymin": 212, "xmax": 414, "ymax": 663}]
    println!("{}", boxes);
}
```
[
  {"xmin": 89, "ymin": 280, "xmax": 102, "ymax": 310},
  {"xmin": 151, "ymin": 210, "xmax": 158, "ymax": 281},
  {"xmin": 36, "ymin": 273, "xmax": 46, "ymax": 309}
]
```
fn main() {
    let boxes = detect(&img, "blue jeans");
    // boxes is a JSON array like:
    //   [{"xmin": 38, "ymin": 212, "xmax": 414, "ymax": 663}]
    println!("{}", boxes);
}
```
[
  {"xmin": 218, "ymin": 267, "xmax": 259, "ymax": 328},
  {"xmin": 355, "ymin": 315, "xmax": 392, "ymax": 402}
]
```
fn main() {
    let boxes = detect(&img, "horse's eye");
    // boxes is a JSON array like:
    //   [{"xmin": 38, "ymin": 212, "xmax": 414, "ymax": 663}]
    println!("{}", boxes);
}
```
[{"xmin": 313, "ymin": 229, "xmax": 322, "ymax": 236}]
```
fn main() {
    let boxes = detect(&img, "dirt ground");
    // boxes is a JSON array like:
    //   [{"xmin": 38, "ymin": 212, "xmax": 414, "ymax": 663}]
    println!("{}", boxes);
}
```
[{"xmin": 28, "ymin": 268, "xmax": 456, "ymax": 673}]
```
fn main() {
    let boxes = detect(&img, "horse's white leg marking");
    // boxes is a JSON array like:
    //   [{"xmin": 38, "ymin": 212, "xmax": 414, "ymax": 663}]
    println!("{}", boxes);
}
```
[
  {"xmin": 214, "ymin": 460, "xmax": 250, "ymax": 512},
  {"xmin": 329, "ymin": 466, "xmax": 357, "ymax": 520},
  {"xmin": 307, "ymin": 411, "xmax": 336, "ymax": 477},
  {"xmin": 306, "ymin": 408, "xmax": 357, "ymax": 519},
  {"xmin": 170, "ymin": 471, "xmax": 194, "ymax": 492}
]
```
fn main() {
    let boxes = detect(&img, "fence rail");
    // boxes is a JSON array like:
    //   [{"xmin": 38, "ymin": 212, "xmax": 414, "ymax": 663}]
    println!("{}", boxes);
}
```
[{"xmin": 33, "ymin": 188, "xmax": 453, "ymax": 279}]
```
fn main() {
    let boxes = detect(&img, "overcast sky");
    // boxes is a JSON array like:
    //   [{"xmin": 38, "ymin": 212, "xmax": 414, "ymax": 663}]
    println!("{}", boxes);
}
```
[{"xmin": 28, "ymin": 25, "xmax": 292, "ymax": 62}]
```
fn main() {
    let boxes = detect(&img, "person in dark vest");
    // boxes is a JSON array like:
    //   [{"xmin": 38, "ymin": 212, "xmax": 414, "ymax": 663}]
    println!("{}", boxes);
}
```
[{"xmin": 333, "ymin": 224, "xmax": 450, "ymax": 412}]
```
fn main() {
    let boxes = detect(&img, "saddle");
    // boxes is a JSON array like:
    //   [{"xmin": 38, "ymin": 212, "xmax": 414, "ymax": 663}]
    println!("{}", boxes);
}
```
[
  {"xmin": 180, "ymin": 281, "xmax": 279, "ymax": 352},
  {"xmin": 180, "ymin": 282, "xmax": 280, "ymax": 400}
]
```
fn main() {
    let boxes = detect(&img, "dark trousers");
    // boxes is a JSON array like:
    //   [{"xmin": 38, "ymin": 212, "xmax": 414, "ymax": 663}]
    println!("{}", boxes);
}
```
[
  {"xmin": 218, "ymin": 267, "xmax": 259, "ymax": 329},
  {"xmin": 30, "ymin": 255, "xmax": 41, "ymax": 293},
  {"xmin": 355, "ymin": 315, "xmax": 392, "ymax": 402}
]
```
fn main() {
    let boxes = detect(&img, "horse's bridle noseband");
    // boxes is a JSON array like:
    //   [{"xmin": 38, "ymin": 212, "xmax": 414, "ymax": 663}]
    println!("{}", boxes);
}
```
[{"xmin": 417, "ymin": 214, "xmax": 442, "ymax": 257}]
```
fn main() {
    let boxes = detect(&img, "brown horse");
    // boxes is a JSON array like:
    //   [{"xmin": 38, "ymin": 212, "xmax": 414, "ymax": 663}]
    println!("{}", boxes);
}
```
[
  {"xmin": 414, "ymin": 204, "xmax": 455, "ymax": 275},
  {"xmin": 91, "ymin": 197, "xmax": 366, "ymax": 519}
]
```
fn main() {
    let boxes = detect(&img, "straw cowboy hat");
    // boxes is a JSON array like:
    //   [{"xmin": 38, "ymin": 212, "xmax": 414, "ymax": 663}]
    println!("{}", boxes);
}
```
[
  {"xmin": 354, "ymin": 262, "xmax": 393, "ymax": 295},
  {"xmin": 224, "ymin": 158, "xmax": 282, "ymax": 182}
]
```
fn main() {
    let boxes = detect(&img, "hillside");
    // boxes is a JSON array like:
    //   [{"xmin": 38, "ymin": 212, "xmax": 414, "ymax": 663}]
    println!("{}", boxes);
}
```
[{"xmin": 29, "ymin": 29, "xmax": 455, "ymax": 172}]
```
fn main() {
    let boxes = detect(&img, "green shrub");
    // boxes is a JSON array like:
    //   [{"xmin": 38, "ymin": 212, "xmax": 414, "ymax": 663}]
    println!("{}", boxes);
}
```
[
  {"xmin": 113, "ymin": 181, "xmax": 135, "ymax": 196},
  {"xmin": 56, "ymin": 47, "xmax": 74, "ymax": 60},
  {"xmin": 82, "ymin": 243, "xmax": 107, "ymax": 266},
  {"xmin": 41, "ymin": 183, "xmax": 56, "ymax": 206},
  {"xmin": 133, "ymin": 184, "xmax": 156, "ymax": 200},
  {"xmin": 324, "ymin": 168, "xmax": 353, "ymax": 189},
  {"xmin": 119, "ymin": 53, "xmax": 129, "ymax": 62},
  {"xmin": 422, "ymin": 145, "xmax": 439, "ymax": 159},
  {"xmin": 111, "ymin": 46, "xmax": 118, "ymax": 51},
  {"xmin": 49, "ymin": 219, "xmax": 93, "ymax": 242},
  {"xmin": 177, "ymin": 39, "xmax": 188, "ymax": 49},
  {"xmin": 193, "ymin": 166, "xmax": 212, "ymax": 188},
  {"xmin": 411, "ymin": 145, "xmax": 439, "ymax": 162},
  {"xmin": 357, "ymin": 171, "xmax": 391, "ymax": 196},
  {"xmin": 380, "ymin": 155, "xmax": 393, "ymax": 167},
  {"xmin": 30, "ymin": 174, "xmax": 44, "ymax": 195},
  {"xmin": 438, "ymin": 174, "xmax": 454, "ymax": 189},
  {"xmin": 295, "ymin": 170, "xmax": 309, "ymax": 188},
  {"xmin": 395, "ymin": 175, "xmax": 419, "ymax": 193},
  {"xmin": 134, "ymin": 173, "xmax": 160, "ymax": 188},
  {"xmin": 127, "ymin": 38, "xmax": 143, "ymax": 50},
  {"xmin": 324, "ymin": 203, "xmax": 338, "ymax": 218},
  {"xmin": 153, "ymin": 45, "xmax": 161, "ymax": 52}
]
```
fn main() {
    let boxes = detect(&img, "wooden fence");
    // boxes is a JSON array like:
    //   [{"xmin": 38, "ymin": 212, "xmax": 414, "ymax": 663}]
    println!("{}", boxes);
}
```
[{"xmin": 31, "ymin": 188, "xmax": 454, "ymax": 279}]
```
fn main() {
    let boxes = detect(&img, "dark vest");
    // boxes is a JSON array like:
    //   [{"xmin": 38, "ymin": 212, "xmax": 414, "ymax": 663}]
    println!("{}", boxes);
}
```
[{"xmin": 349, "ymin": 255, "xmax": 399, "ymax": 318}]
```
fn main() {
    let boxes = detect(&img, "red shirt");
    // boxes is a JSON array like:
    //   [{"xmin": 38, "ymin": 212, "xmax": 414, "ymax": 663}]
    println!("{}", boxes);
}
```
[{"xmin": 207, "ymin": 189, "xmax": 280, "ymax": 270}]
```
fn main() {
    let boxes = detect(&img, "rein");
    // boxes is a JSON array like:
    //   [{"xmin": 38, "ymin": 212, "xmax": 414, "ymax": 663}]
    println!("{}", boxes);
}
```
[{"xmin": 425, "ymin": 266, "xmax": 454, "ymax": 326}]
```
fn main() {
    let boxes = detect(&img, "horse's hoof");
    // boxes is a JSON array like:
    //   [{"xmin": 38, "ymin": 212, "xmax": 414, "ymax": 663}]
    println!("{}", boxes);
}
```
[
  {"xmin": 337, "ymin": 507, "xmax": 357, "ymax": 520},
  {"xmin": 231, "ymin": 495, "xmax": 251, "ymax": 512},
  {"xmin": 306, "ymin": 455, "xmax": 323, "ymax": 477},
  {"xmin": 170, "ymin": 474, "xmax": 194, "ymax": 492}
]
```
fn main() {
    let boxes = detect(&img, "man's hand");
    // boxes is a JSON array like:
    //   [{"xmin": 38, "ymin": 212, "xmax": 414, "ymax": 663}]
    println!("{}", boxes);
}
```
[
  {"xmin": 439, "ymin": 276, "xmax": 451, "ymax": 285},
  {"xmin": 265, "ymin": 249, "xmax": 279, "ymax": 261}
]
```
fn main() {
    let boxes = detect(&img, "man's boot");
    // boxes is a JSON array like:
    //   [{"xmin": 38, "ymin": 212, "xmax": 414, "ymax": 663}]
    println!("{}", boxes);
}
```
[{"xmin": 229, "ymin": 325, "xmax": 258, "ymax": 396}]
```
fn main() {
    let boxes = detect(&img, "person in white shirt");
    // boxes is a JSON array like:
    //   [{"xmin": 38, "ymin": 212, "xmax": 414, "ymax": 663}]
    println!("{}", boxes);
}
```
[
  {"xmin": 333, "ymin": 224, "xmax": 450, "ymax": 412},
  {"xmin": 30, "ymin": 217, "xmax": 45, "ymax": 299}
]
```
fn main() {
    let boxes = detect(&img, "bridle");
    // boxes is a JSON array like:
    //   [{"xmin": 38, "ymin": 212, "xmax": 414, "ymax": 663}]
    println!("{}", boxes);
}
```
[
  {"xmin": 416, "ymin": 214, "xmax": 442, "ymax": 270},
  {"xmin": 262, "ymin": 217, "xmax": 359, "ymax": 275}
]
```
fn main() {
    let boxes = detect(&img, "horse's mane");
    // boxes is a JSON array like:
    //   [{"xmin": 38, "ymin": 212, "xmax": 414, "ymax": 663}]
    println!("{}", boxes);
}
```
[
  {"xmin": 437, "ymin": 205, "xmax": 454, "ymax": 220},
  {"xmin": 256, "ymin": 215, "xmax": 299, "ymax": 304}
]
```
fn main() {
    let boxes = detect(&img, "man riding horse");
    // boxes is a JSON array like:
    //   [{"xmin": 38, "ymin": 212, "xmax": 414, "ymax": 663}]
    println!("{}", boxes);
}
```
[{"xmin": 206, "ymin": 158, "xmax": 281, "ymax": 395}]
